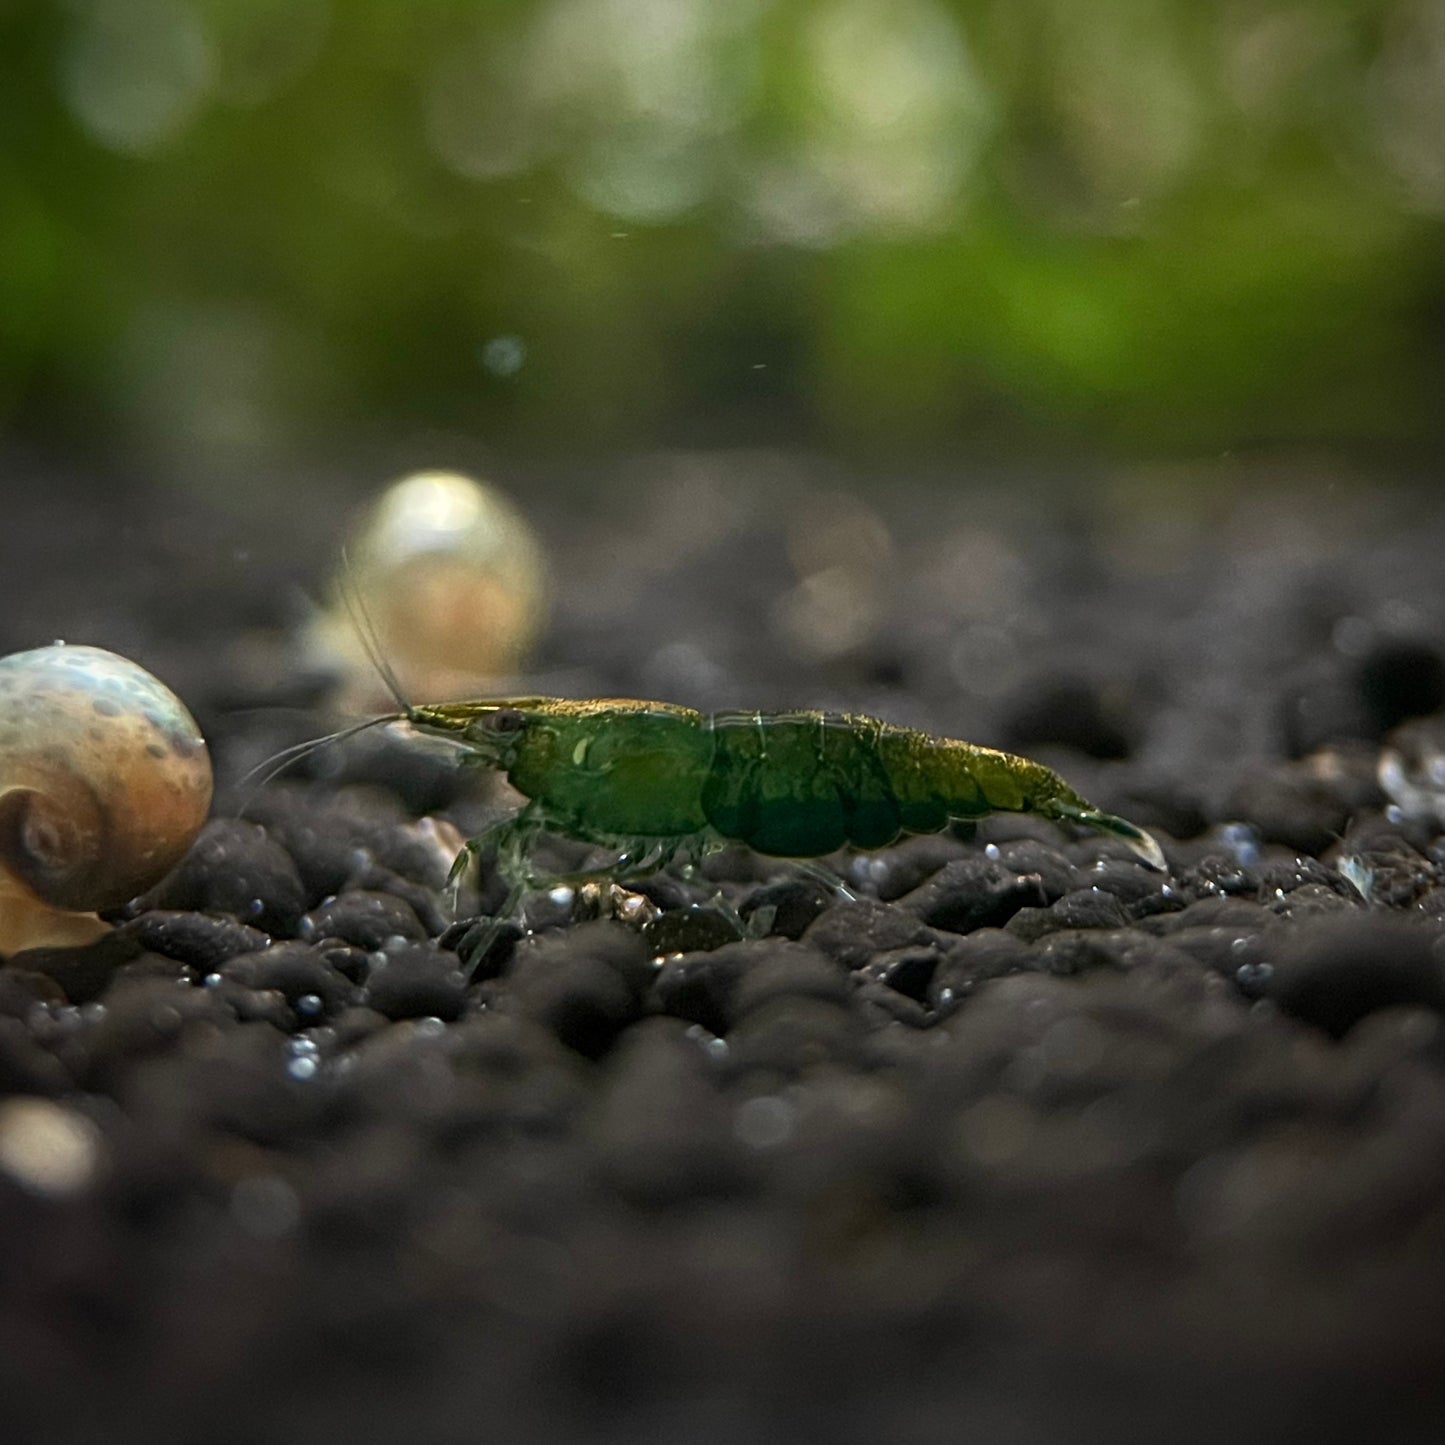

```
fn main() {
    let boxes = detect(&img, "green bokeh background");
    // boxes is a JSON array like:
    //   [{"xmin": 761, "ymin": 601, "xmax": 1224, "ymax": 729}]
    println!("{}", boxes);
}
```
[{"xmin": 2, "ymin": 0, "xmax": 1440, "ymax": 477}]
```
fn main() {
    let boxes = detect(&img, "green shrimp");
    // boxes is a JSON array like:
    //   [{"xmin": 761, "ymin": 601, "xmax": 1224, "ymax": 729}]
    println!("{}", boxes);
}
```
[{"xmin": 392, "ymin": 697, "xmax": 1165, "ymax": 923}]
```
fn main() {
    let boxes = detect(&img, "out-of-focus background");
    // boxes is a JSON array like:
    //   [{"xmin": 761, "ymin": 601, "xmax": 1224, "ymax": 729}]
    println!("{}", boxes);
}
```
[
  {"xmin": 4, "ymin": 16, "xmax": 1445, "ymax": 1443},
  {"xmin": 1, "ymin": 0, "xmax": 1440, "ymax": 498}
]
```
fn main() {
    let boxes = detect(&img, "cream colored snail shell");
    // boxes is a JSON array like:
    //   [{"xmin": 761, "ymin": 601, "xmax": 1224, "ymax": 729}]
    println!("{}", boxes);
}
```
[
  {"xmin": 0, "ymin": 644, "xmax": 212, "ymax": 954},
  {"xmin": 309, "ymin": 469, "xmax": 548, "ymax": 708}
]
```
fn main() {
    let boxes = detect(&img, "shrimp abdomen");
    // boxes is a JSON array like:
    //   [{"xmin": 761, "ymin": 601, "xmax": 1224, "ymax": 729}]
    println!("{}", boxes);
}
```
[{"xmin": 700, "ymin": 711, "xmax": 903, "ymax": 856}]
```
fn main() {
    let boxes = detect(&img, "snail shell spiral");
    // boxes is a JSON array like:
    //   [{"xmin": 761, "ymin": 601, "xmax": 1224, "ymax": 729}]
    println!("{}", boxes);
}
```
[{"xmin": 0, "ymin": 644, "xmax": 212, "ymax": 952}]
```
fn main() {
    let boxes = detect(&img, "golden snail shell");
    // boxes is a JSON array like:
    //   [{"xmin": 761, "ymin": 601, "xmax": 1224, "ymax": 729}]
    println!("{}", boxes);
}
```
[
  {"xmin": 0, "ymin": 644, "xmax": 212, "ymax": 955},
  {"xmin": 309, "ymin": 469, "xmax": 548, "ymax": 708}
]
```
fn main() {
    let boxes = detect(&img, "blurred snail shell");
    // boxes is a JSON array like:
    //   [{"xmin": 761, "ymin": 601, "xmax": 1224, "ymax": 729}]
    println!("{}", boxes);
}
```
[
  {"xmin": 0, "ymin": 644, "xmax": 212, "ymax": 954},
  {"xmin": 310, "ymin": 470, "xmax": 548, "ymax": 708}
]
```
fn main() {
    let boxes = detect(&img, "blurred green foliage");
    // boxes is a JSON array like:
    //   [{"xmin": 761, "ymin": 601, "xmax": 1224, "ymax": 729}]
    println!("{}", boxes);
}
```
[{"xmin": 1, "ymin": 0, "xmax": 1440, "ymax": 468}]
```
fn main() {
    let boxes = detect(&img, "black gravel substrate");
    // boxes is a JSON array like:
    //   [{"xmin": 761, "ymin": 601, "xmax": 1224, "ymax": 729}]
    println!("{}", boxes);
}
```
[{"xmin": 2, "ymin": 456, "xmax": 1444, "ymax": 1444}]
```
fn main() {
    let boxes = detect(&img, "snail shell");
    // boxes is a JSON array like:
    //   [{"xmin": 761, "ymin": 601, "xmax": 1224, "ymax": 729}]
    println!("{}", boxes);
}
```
[
  {"xmin": 310, "ymin": 470, "xmax": 548, "ymax": 708},
  {"xmin": 0, "ymin": 644, "xmax": 212, "ymax": 953}
]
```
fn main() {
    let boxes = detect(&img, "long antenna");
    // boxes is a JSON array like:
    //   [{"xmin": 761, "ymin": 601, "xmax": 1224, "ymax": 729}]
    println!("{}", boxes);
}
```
[
  {"xmin": 339, "ymin": 545, "xmax": 413, "ymax": 717},
  {"xmin": 237, "ymin": 553, "xmax": 421, "ymax": 814},
  {"xmin": 236, "ymin": 713, "xmax": 400, "ymax": 796}
]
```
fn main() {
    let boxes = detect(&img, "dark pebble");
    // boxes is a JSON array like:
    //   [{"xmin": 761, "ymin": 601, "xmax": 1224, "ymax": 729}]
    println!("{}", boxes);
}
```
[
  {"xmin": 365, "ymin": 815, "xmax": 464, "ymax": 891},
  {"xmin": 732, "ymin": 941, "xmax": 850, "ymax": 1018},
  {"xmin": 219, "ymin": 942, "xmax": 355, "ymax": 1013},
  {"xmin": 1128, "ymin": 888, "xmax": 1191, "ymax": 925},
  {"xmin": 1164, "ymin": 925, "xmax": 1272, "ymax": 978},
  {"xmin": 589, "ymin": 1020, "xmax": 748, "ymax": 1206},
  {"xmin": 1342, "ymin": 1006, "xmax": 1445, "ymax": 1074},
  {"xmin": 314, "ymin": 942, "xmax": 374, "ymax": 984},
  {"xmin": 803, "ymin": 900, "xmax": 945, "ymax": 970},
  {"xmin": 9, "ymin": 929, "xmax": 148, "ymax": 1005},
  {"xmin": 1085, "ymin": 858, "xmax": 1178, "ymax": 908},
  {"xmin": 1256, "ymin": 855, "xmax": 1345, "ymax": 897},
  {"xmin": 1266, "ymin": 915, "xmax": 1445, "ymax": 1037},
  {"xmin": 1142, "ymin": 897, "xmax": 1269, "ymax": 935},
  {"xmin": 1180, "ymin": 853, "xmax": 1263, "ymax": 900},
  {"xmin": 519, "ymin": 885, "xmax": 588, "ymax": 935},
  {"xmin": 867, "ymin": 834, "xmax": 970, "ymax": 901},
  {"xmin": 854, "ymin": 947, "xmax": 939, "ymax": 1004},
  {"xmin": 329, "ymin": 1005, "xmax": 393, "ymax": 1048},
  {"xmin": 558, "ymin": 918, "xmax": 657, "ymax": 993},
  {"xmin": 346, "ymin": 865, "xmax": 451, "ymax": 936},
  {"xmin": 110, "ymin": 954, "xmax": 193, "ymax": 989},
  {"xmin": 138, "ymin": 818, "xmax": 308, "ymax": 936},
  {"xmin": 642, "ymin": 906, "xmax": 745, "ymax": 955},
  {"xmin": 442, "ymin": 1012, "xmax": 592, "ymax": 1127},
  {"xmin": 243, "ymin": 784, "xmax": 399, "ymax": 898},
  {"xmin": 1416, "ymin": 887, "xmax": 1445, "ymax": 917},
  {"xmin": 0, "ymin": 966, "xmax": 66, "ymax": 1018},
  {"xmin": 0, "ymin": 1015, "xmax": 73, "ymax": 1093},
  {"xmin": 1035, "ymin": 927, "xmax": 1149, "ymax": 977},
  {"xmin": 896, "ymin": 856, "xmax": 1055, "ymax": 934},
  {"xmin": 123, "ymin": 1020, "xmax": 324, "ymax": 1146},
  {"xmin": 197, "ymin": 976, "xmax": 298, "ymax": 1030},
  {"xmin": 300, "ymin": 891, "xmax": 428, "ymax": 952},
  {"xmin": 849, "ymin": 947, "xmax": 942, "ymax": 1028},
  {"xmin": 851, "ymin": 978, "xmax": 933, "ymax": 1028},
  {"xmin": 736, "ymin": 877, "xmax": 834, "ymax": 938},
  {"xmin": 1273, "ymin": 883, "xmax": 1359, "ymax": 920},
  {"xmin": 121, "ymin": 912, "xmax": 272, "ymax": 973},
  {"xmin": 652, "ymin": 946, "xmax": 754, "ymax": 1034},
  {"xmin": 627, "ymin": 873, "xmax": 707, "ymax": 912},
  {"xmin": 1005, "ymin": 887, "xmax": 1132, "ymax": 942},
  {"xmin": 437, "ymin": 917, "xmax": 523, "ymax": 979},
  {"xmin": 65, "ymin": 978, "xmax": 237, "ymax": 1091},
  {"xmin": 989, "ymin": 839, "xmax": 1079, "ymax": 899},
  {"xmin": 724, "ymin": 995, "xmax": 865, "ymax": 1075},
  {"xmin": 506, "ymin": 922, "xmax": 651, "ymax": 1058},
  {"xmin": 929, "ymin": 928, "xmax": 1035, "ymax": 1007},
  {"xmin": 362, "ymin": 942, "xmax": 469, "ymax": 1022}
]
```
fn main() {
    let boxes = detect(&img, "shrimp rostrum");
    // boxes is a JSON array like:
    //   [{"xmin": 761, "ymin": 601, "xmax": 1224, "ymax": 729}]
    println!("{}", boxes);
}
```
[{"xmin": 395, "ymin": 698, "xmax": 1165, "ymax": 918}]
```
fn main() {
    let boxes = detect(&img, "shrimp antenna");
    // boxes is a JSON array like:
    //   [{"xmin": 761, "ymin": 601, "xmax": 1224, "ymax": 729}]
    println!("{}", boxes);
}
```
[
  {"xmin": 338, "ymin": 546, "xmax": 413, "ymax": 717},
  {"xmin": 236, "ymin": 713, "xmax": 401, "ymax": 797}
]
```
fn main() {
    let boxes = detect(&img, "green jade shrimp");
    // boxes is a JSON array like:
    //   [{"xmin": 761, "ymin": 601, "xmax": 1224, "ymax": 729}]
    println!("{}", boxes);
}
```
[{"xmin": 387, "ymin": 696, "xmax": 1166, "ymax": 929}]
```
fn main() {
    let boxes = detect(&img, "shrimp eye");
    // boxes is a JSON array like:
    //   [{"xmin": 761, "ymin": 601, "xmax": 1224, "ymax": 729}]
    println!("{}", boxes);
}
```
[{"xmin": 487, "ymin": 708, "xmax": 528, "ymax": 735}]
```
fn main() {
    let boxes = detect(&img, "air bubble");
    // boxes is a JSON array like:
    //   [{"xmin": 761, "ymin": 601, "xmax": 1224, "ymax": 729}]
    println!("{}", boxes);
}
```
[
  {"xmin": 480, "ymin": 334, "xmax": 526, "ymax": 376},
  {"xmin": 1234, "ymin": 961, "xmax": 1275, "ymax": 994}
]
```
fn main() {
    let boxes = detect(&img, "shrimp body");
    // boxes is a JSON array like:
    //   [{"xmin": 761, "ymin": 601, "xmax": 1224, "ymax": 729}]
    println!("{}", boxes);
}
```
[{"xmin": 405, "ymin": 697, "xmax": 1165, "ymax": 873}]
